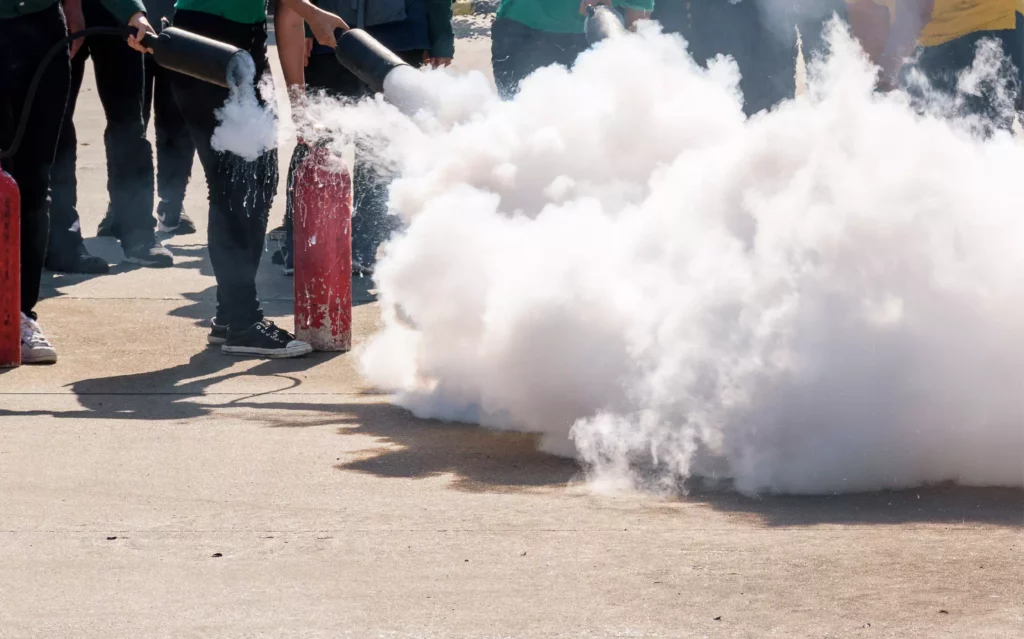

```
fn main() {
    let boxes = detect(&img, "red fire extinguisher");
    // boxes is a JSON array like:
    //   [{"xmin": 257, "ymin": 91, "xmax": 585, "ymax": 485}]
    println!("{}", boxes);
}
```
[
  {"xmin": 0, "ymin": 168, "xmax": 20, "ymax": 368},
  {"xmin": 292, "ymin": 141, "xmax": 353, "ymax": 352}
]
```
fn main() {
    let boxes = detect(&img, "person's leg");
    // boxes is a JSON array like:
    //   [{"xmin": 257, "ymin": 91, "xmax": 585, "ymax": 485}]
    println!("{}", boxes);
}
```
[
  {"xmin": 82, "ymin": 0, "xmax": 164, "ymax": 264},
  {"xmin": 45, "ymin": 44, "xmax": 107, "ymax": 273},
  {"xmin": 170, "ymin": 11, "xmax": 303, "ymax": 356},
  {"xmin": 911, "ymin": 29, "xmax": 1018, "ymax": 136},
  {"xmin": 151, "ymin": 61, "xmax": 196, "ymax": 233},
  {"xmin": 0, "ymin": 3, "xmax": 72, "ymax": 362},
  {"xmin": 492, "ymin": 18, "xmax": 563, "ymax": 99},
  {"xmin": 348, "ymin": 50, "xmax": 428, "ymax": 271}
]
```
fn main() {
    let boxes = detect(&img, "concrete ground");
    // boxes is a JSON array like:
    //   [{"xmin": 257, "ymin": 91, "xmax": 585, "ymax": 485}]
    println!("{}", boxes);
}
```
[{"xmin": 1, "ymin": 18, "xmax": 1022, "ymax": 639}]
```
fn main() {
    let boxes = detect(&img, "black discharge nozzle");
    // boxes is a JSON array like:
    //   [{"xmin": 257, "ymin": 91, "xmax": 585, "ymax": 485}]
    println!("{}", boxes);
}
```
[
  {"xmin": 585, "ymin": 5, "xmax": 628, "ymax": 44},
  {"xmin": 141, "ymin": 27, "xmax": 251, "ymax": 88},
  {"xmin": 333, "ymin": 29, "xmax": 411, "ymax": 94}
]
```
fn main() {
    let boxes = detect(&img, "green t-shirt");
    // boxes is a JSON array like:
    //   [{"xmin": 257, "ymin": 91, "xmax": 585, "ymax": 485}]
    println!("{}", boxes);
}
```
[
  {"xmin": 496, "ymin": 0, "xmax": 655, "ymax": 34},
  {"xmin": 174, "ymin": 0, "xmax": 267, "ymax": 24}
]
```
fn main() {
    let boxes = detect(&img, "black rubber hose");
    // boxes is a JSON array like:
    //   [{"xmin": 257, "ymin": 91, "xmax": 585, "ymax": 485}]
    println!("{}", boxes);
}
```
[{"xmin": 0, "ymin": 26, "xmax": 131, "ymax": 160}]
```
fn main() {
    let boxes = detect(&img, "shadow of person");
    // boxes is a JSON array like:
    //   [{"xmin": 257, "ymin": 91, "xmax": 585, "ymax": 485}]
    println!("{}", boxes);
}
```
[{"xmin": 60, "ymin": 349, "xmax": 340, "ymax": 421}]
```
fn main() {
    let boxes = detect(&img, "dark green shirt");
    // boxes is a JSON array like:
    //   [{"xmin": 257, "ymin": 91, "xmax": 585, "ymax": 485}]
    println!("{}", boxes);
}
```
[
  {"xmin": 0, "ymin": 0, "xmax": 145, "ymax": 23},
  {"xmin": 173, "ymin": 0, "xmax": 267, "ymax": 24},
  {"xmin": 497, "ymin": 0, "xmax": 655, "ymax": 34}
]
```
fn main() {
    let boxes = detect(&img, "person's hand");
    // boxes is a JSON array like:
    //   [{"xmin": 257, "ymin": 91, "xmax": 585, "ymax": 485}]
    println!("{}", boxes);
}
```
[
  {"xmin": 126, "ymin": 12, "xmax": 155, "ymax": 54},
  {"xmin": 422, "ymin": 52, "xmax": 452, "ymax": 68},
  {"xmin": 308, "ymin": 7, "xmax": 348, "ymax": 48},
  {"xmin": 62, "ymin": 0, "xmax": 85, "ymax": 58},
  {"xmin": 579, "ymin": 0, "xmax": 612, "ymax": 15},
  {"xmin": 304, "ymin": 37, "xmax": 313, "ymax": 67},
  {"xmin": 622, "ymin": 7, "xmax": 650, "ymax": 28}
]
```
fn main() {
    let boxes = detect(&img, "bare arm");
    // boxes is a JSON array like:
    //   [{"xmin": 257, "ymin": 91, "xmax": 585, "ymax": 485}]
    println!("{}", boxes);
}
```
[
  {"xmin": 279, "ymin": 0, "xmax": 349, "ymax": 48},
  {"xmin": 878, "ymin": 0, "xmax": 934, "ymax": 88},
  {"xmin": 275, "ymin": 0, "xmax": 307, "ymax": 98},
  {"xmin": 846, "ymin": 0, "xmax": 892, "ymax": 68}
]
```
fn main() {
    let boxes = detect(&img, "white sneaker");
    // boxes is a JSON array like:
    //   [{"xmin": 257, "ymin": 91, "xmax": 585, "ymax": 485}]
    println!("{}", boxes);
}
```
[{"xmin": 20, "ymin": 313, "xmax": 57, "ymax": 364}]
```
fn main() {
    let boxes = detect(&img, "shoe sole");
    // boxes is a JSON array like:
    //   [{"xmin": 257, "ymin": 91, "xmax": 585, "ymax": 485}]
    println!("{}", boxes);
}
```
[
  {"xmin": 124, "ymin": 256, "xmax": 174, "ymax": 268},
  {"xmin": 22, "ymin": 350, "xmax": 57, "ymax": 364},
  {"xmin": 221, "ymin": 343, "xmax": 313, "ymax": 358},
  {"xmin": 207, "ymin": 335, "xmax": 227, "ymax": 346},
  {"xmin": 283, "ymin": 267, "xmax": 294, "ymax": 276},
  {"xmin": 158, "ymin": 221, "xmax": 198, "ymax": 235}
]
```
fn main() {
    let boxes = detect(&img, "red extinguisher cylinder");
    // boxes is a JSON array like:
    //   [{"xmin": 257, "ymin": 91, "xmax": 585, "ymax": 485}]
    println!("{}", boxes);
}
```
[
  {"xmin": 292, "ymin": 143, "xmax": 353, "ymax": 352},
  {"xmin": 0, "ymin": 168, "xmax": 20, "ymax": 367}
]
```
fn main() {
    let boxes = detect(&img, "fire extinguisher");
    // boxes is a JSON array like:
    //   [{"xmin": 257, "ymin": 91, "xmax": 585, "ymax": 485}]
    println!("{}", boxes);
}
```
[
  {"xmin": 0, "ymin": 168, "xmax": 19, "ymax": 368},
  {"xmin": 292, "ymin": 140, "xmax": 353, "ymax": 352}
]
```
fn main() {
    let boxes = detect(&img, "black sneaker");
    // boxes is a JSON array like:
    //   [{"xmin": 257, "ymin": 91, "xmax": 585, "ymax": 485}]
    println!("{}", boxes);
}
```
[
  {"xmin": 45, "ymin": 245, "xmax": 110, "ymax": 274},
  {"xmin": 222, "ymin": 319, "xmax": 312, "ymax": 358},
  {"xmin": 207, "ymin": 318, "xmax": 228, "ymax": 345},
  {"xmin": 123, "ymin": 242, "xmax": 173, "ymax": 268},
  {"xmin": 96, "ymin": 212, "xmax": 118, "ymax": 238},
  {"xmin": 158, "ymin": 210, "xmax": 197, "ymax": 236}
]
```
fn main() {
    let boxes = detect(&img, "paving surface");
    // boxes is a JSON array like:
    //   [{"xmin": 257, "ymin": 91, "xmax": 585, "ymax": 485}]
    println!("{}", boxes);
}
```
[{"xmin": 1, "ymin": 23, "xmax": 1021, "ymax": 639}]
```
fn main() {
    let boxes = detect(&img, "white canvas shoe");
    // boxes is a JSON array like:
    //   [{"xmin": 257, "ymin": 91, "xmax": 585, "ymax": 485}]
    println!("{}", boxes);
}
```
[{"xmin": 20, "ymin": 313, "xmax": 57, "ymax": 364}]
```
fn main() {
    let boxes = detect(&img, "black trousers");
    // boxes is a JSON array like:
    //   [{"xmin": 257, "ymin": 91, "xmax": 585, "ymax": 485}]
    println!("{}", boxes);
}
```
[
  {"xmin": 653, "ymin": 0, "xmax": 800, "ymax": 116},
  {"xmin": 0, "ymin": 4, "xmax": 71, "ymax": 318},
  {"xmin": 490, "ymin": 18, "xmax": 589, "ymax": 100},
  {"xmin": 284, "ymin": 50, "xmax": 420, "ymax": 267},
  {"xmin": 905, "ymin": 18, "xmax": 1023, "ymax": 136},
  {"xmin": 170, "ymin": 10, "xmax": 278, "ymax": 331},
  {"xmin": 49, "ymin": 0, "xmax": 155, "ymax": 251},
  {"xmin": 144, "ymin": 52, "xmax": 195, "ymax": 221}
]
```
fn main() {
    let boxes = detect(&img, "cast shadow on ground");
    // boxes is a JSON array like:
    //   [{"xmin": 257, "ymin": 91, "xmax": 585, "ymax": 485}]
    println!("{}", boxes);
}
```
[
  {"xmin": 251, "ymin": 400, "xmax": 582, "ymax": 492},
  {"xmin": 684, "ymin": 483, "xmax": 1024, "ymax": 528},
  {"xmin": 0, "ymin": 348, "xmax": 339, "ymax": 421},
  {"xmin": 231, "ymin": 399, "xmax": 1024, "ymax": 522}
]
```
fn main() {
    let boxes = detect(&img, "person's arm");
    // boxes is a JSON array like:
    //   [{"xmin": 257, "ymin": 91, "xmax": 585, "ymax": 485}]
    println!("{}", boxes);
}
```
[
  {"xmin": 425, "ymin": 0, "xmax": 455, "ymax": 68},
  {"xmin": 846, "ymin": 0, "xmax": 893, "ymax": 68},
  {"xmin": 878, "ymin": 0, "xmax": 934, "ymax": 89},
  {"xmin": 279, "ymin": 0, "xmax": 349, "ymax": 48},
  {"xmin": 275, "ymin": 0, "xmax": 308, "ymax": 99},
  {"xmin": 96, "ymin": 0, "xmax": 156, "ymax": 53},
  {"xmin": 63, "ymin": 0, "xmax": 85, "ymax": 58},
  {"xmin": 614, "ymin": 0, "xmax": 654, "ymax": 28}
]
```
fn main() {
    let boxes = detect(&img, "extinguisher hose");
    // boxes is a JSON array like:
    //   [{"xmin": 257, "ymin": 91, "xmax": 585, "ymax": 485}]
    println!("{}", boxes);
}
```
[{"xmin": 0, "ymin": 26, "xmax": 131, "ymax": 161}]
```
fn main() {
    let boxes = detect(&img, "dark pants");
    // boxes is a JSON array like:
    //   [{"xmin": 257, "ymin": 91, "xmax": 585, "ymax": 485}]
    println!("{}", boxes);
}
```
[
  {"xmin": 905, "ymin": 18, "xmax": 1023, "ymax": 136},
  {"xmin": 490, "ymin": 18, "xmax": 589, "ymax": 100},
  {"xmin": 0, "ymin": 4, "xmax": 71, "ymax": 317},
  {"xmin": 170, "ymin": 10, "xmax": 278, "ymax": 331},
  {"xmin": 144, "ymin": 53, "xmax": 195, "ymax": 222},
  {"xmin": 49, "ymin": 0, "xmax": 155, "ymax": 252},
  {"xmin": 284, "ymin": 50, "xmax": 421, "ymax": 267},
  {"xmin": 653, "ymin": 0, "xmax": 800, "ymax": 116}
]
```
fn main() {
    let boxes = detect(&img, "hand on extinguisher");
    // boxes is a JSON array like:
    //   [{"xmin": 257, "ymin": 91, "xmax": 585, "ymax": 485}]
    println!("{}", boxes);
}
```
[{"xmin": 62, "ymin": 0, "xmax": 85, "ymax": 58}]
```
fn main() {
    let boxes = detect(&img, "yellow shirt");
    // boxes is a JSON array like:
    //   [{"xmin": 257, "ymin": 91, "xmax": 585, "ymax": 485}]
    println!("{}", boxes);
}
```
[{"xmin": 919, "ymin": 0, "xmax": 1017, "ymax": 46}]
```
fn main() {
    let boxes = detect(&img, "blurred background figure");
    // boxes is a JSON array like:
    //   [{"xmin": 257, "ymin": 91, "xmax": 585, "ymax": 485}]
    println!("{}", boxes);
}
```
[
  {"xmin": 491, "ymin": 0, "xmax": 654, "ymax": 100},
  {"xmin": 46, "ymin": 0, "xmax": 173, "ymax": 273}
]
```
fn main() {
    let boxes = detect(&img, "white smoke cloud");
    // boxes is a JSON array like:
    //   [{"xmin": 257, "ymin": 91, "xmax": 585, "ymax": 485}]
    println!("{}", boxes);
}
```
[
  {"xmin": 304, "ymin": 24, "xmax": 1024, "ymax": 495},
  {"xmin": 211, "ymin": 53, "xmax": 279, "ymax": 161}
]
